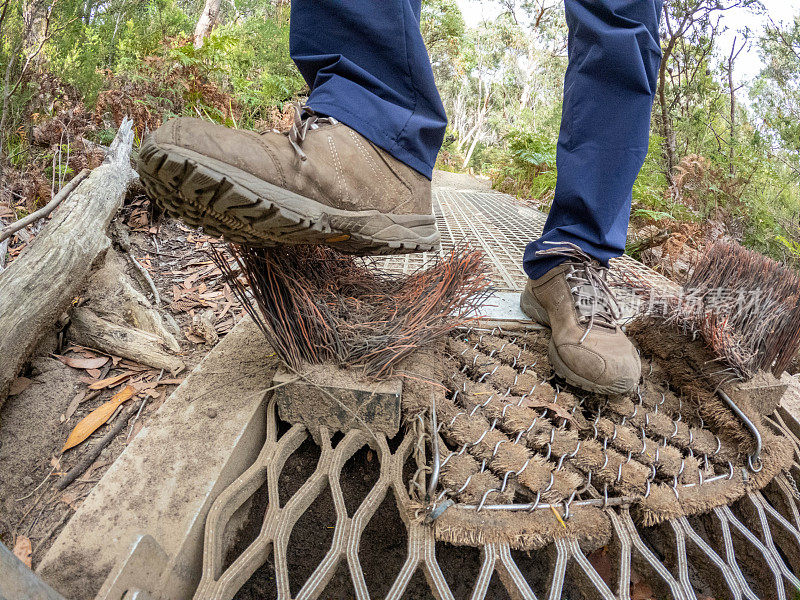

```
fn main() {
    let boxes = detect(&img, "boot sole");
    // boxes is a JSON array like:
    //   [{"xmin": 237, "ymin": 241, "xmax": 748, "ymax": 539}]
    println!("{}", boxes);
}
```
[
  {"xmin": 520, "ymin": 290, "xmax": 635, "ymax": 395},
  {"xmin": 137, "ymin": 137, "xmax": 441, "ymax": 255}
]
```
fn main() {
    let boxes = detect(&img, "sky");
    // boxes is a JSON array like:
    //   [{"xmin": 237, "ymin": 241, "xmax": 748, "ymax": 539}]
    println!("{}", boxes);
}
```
[{"xmin": 454, "ymin": 0, "xmax": 800, "ymax": 84}]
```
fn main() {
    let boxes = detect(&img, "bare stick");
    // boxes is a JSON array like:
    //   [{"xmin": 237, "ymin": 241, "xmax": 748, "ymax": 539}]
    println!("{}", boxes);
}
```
[
  {"xmin": 32, "ymin": 507, "xmax": 73, "ymax": 560},
  {"xmin": 127, "ymin": 251, "xmax": 161, "ymax": 305},
  {"xmin": 56, "ymin": 399, "xmax": 142, "ymax": 491},
  {"xmin": 0, "ymin": 218, "xmax": 9, "ymax": 271},
  {"xmin": 127, "ymin": 369, "xmax": 162, "ymax": 441},
  {"xmin": 0, "ymin": 169, "xmax": 89, "ymax": 243}
]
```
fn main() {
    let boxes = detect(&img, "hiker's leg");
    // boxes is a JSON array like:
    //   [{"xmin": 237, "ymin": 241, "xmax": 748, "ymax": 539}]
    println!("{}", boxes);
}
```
[
  {"xmin": 523, "ymin": 0, "xmax": 662, "ymax": 278},
  {"xmin": 289, "ymin": 0, "xmax": 447, "ymax": 178},
  {"xmin": 139, "ymin": 0, "xmax": 444, "ymax": 254}
]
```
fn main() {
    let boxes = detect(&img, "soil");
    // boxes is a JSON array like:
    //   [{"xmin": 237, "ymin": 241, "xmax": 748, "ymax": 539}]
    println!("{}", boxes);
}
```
[
  {"xmin": 230, "ymin": 428, "xmax": 566, "ymax": 600},
  {"xmin": 0, "ymin": 191, "xmax": 246, "ymax": 566}
]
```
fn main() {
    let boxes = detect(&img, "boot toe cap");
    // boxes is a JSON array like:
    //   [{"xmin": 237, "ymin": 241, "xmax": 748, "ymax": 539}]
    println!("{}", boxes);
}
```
[{"xmin": 555, "ymin": 337, "xmax": 641, "ymax": 394}]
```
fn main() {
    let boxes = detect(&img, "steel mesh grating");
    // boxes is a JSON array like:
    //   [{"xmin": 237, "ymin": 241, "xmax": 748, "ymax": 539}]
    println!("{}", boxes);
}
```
[
  {"xmin": 371, "ymin": 188, "xmax": 677, "ymax": 296},
  {"xmin": 194, "ymin": 327, "xmax": 800, "ymax": 600}
]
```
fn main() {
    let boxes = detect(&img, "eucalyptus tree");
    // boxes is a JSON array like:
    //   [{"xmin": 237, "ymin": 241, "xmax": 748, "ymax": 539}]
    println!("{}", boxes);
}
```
[{"xmin": 657, "ymin": 0, "xmax": 763, "ymax": 182}]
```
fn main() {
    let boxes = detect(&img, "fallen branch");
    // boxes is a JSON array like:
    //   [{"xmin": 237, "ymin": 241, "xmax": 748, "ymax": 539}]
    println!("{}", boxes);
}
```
[
  {"xmin": 0, "ymin": 169, "xmax": 89, "ymax": 243},
  {"xmin": 0, "ymin": 218, "xmax": 8, "ymax": 271},
  {"xmin": 0, "ymin": 118, "xmax": 136, "ymax": 405},
  {"xmin": 68, "ymin": 307, "xmax": 185, "ymax": 374},
  {"xmin": 56, "ymin": 399, "xmax": 142, "ymax": 491},
  {"xmin": 127, "ymin": 250, "xmax": 161, "ymax": 305}
]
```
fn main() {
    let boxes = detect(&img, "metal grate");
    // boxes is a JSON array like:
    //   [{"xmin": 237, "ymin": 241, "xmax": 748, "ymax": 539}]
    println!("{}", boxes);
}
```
[
  {"xmin": 193, "ymin": 328, "xmax": 800, "ymax": 600},
  {"xmin": 182, "ymin": 189, "xmax": 798, "ymax": 599},
  {"xmin": 372, "ymin": 187, "xmax": 677, "ymax": 296}
]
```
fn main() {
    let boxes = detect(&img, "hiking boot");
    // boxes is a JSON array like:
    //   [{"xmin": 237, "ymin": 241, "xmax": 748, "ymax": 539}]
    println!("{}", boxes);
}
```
[
  {"xmin": 520, "ymin": 243, "xmax": 640, "ymax": 395},
  {"xmin": 137, "ymin": 104, "xmax": 440, "ymax": 255}
]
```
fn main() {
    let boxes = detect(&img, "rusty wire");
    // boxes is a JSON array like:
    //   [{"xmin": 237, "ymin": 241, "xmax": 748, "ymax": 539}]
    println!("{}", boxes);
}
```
[{"xmin": 210, "ymin": 243, "xmax": 492, "ymax": 378}]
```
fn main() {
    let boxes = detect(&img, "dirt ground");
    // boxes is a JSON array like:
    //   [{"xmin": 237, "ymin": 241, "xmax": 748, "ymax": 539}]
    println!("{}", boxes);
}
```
[
  {"xmin": 231, "ymin": 437, "xmax": 561, "ymax": 600},
  {"xmin": 0, "ymin": 191, "xmax": 247, "ymax": 567}
]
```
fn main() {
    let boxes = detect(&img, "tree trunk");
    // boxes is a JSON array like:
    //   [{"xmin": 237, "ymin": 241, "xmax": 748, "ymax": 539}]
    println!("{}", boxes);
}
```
[
  {"xmin": 657, "ymin": 41, "xmax": 677, "ymax": 186},
  {"xmin": 727, "ymin": 38, "xmax": 740, "ymax": 177},
  {"xmin": 0, "ymin": 118, "xmax": 136, "ymax": 405},
  {"xmin": 193, "ymin": 0, "xmax": 222, "ymax": 48},
  {"xmin": 461, "ymin": 132, "xmax": 482, "ymax": 171}
]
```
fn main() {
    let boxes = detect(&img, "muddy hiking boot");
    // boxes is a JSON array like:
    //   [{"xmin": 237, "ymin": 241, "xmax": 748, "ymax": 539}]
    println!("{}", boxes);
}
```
[
  {"xmin": 137, "ymin": 103, "xmax": 440, "ymax": 255},
  {"xmin": 520, "ymin": 243, "xmax": 641, "ymax": 395}
]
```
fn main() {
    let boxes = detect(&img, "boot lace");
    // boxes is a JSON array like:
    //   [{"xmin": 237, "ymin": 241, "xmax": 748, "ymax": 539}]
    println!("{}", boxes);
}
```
[
  {"xmin": 285, "ymin": 102, "xmax": 338, "ymax": 161},
  {"xmin": 536, "ymin": 241, "xmax": 621, "ymax": 343}
]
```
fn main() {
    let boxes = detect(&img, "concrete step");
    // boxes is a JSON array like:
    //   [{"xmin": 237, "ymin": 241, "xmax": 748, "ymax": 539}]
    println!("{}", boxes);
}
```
[{"xmin": 37, "ymin": 317, "xmax": 276, "ymax": 600}]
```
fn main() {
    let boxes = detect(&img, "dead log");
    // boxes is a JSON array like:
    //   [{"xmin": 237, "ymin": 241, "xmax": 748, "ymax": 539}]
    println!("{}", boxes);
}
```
[
  {"xmin": 0, "ymin": 118, "xmax": 136, "ymax": 406},
  {"xmin": 68, "ymin": 307, "xmax": 185, "ymax": 375}
]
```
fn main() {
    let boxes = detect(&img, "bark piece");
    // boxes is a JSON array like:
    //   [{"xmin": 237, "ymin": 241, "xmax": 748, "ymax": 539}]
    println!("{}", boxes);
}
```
[
  {"xmin": 84, "ymin": 249, "xmax": 181, "ymax": 353},
  {"xmin": 0, "ymin": 119, "xmax": 135, "ymax": 406}
]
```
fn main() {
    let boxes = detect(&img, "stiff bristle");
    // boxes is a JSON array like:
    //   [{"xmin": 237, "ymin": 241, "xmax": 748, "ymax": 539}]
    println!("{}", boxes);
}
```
[
  {"xmin": 211, "ymin": 244, "xmax": 492, "ymax": 378},
  {"xmin": 628, "ymin": 240, "xmax": 800, "ymax": 377},
  {"xmin": 683, "ymin": 241, "xmax": 800, "ymax": 376}
]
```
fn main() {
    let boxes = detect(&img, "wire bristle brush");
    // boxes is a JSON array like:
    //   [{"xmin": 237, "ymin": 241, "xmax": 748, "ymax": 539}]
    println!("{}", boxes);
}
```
[
  {"xmin": 211, "ymin": 244, "xmax": 492, "ymax": 379},
  {"xmin": 642, "ymin": 240, "xmax": 800, "ymax": 377}
]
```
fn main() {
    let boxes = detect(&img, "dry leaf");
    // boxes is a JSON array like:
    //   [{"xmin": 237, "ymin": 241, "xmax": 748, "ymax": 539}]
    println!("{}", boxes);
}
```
[
  {"xmin": 520, "ymin": 396, "xmax": 575, "ymax": 423},
  {"xmin": 9, "ymin": 377, "xmax": 32, "ymax": 396},
  {"xmin": 128, "ymin": 420, "xmax": 144, "ymax": 441},
  {"xmin": 587, "ymin": 548, "xmax": 612, "ymax": 585},
  {"xmin": 65, "ymin": 390, "xmax": 100, "ymax": 421},
  {"xmin": 61, "ymin": 385, "xmax": 136, "ymax": 452},
  {"xmin": 60, "ymin": 489, "xmax": 84, "ymax": 510},
  {"xmin": 132, "ymin": 380, "xmax": 158, "ymax": 393},
  {"xmin": 86, "ymin": 368, "xmax": 102, "ymax": 379},
  {"xmin": 88, "ymin": 371, "xmax": 133, "ymax": 390},
  {"xmin": 64, "ymin": 394, "xmax": 84, "ymax": 421},
  {"xmin": 184, "ymin": 272, "xmax": 199, "ymax": 289},
  {"xmin": 631, "ymin": 581, "xmax": 653, "ymax": 600},
  {"xmin": 13, "ymin": 536, "xmax": 32, "ymax": 568},
  {"xmin": 57, "ymin": 355, "xmax": 109, "ymax": 370}
]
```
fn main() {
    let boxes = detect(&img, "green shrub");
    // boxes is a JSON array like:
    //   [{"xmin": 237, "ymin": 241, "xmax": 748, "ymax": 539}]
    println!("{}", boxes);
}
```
[{"xmin": 490, "ymin": 128, "xmax": 558, "ymax": 201}]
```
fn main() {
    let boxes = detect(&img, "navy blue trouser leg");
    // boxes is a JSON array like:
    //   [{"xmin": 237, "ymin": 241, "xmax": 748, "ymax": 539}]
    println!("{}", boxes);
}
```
[
  {"xmin": 523, "ymin": 0, "xmax": 663, "ymax": 279},
  {"xmin": 289, "ymin": 0, "xmax": 447, "ymax": 179}
]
